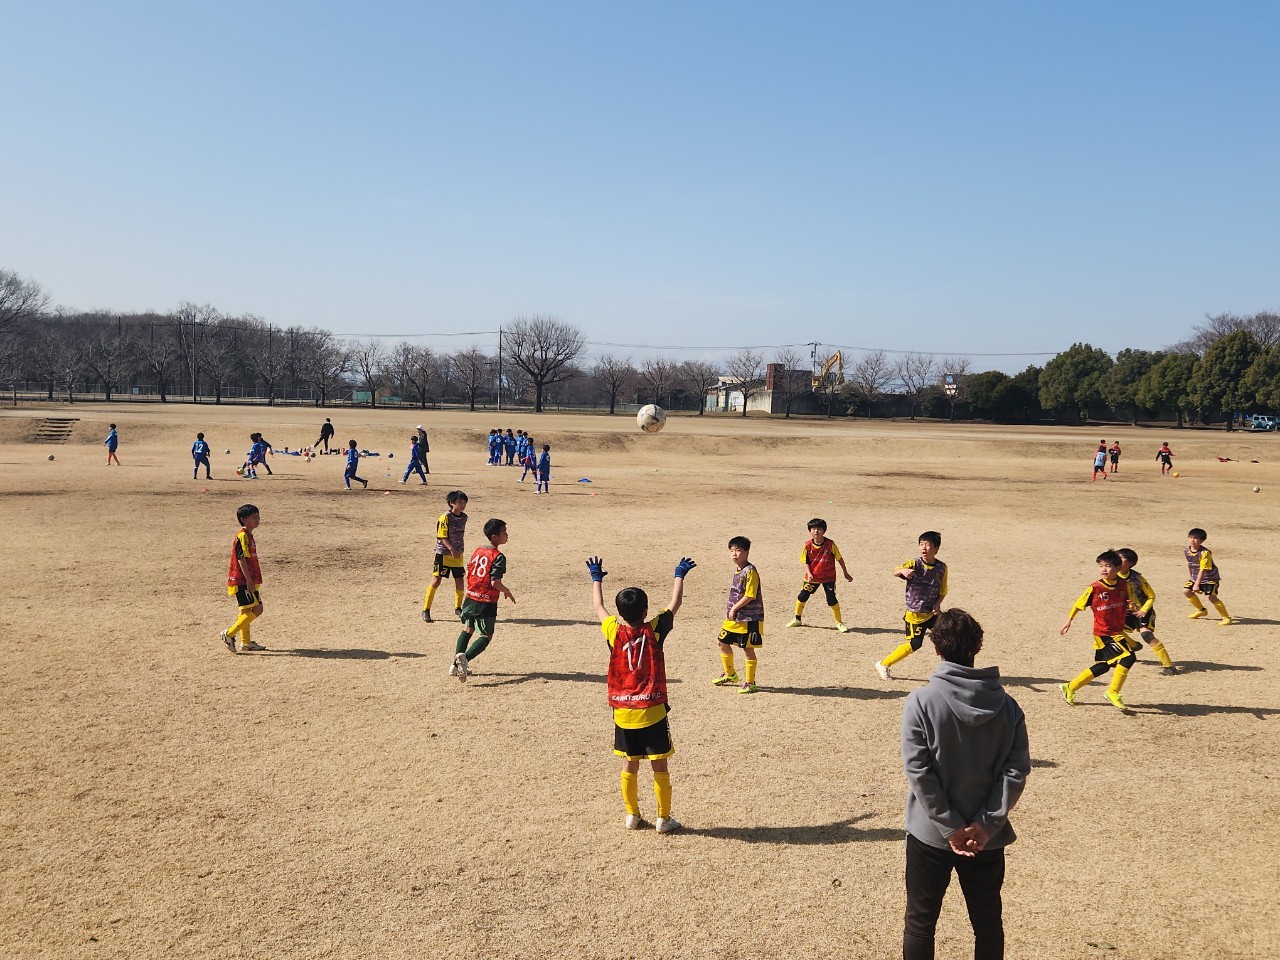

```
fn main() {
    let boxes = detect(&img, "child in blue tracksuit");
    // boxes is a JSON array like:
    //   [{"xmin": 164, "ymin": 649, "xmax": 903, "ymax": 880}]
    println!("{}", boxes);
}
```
[
  {"xmin": 192, "ymin": 432, "xmax": 212, "ymax": 479},
  {"xmin": 519, "ymin": 443, "xmax": 537, "ymax": 482},
  {"xmin": 250, "ymin": 433, "xmax": 273, "ymax": 476},
  {"xmin": 345, "ymin": 439, "xmax": 367, "ymax": 490},
  {"xmin": 536, "ymin": 444, "xmax": 551, "ymax": 494},
  {"xmin": 401, "ymin": 436, "xmax": 428, "ymax": 484},
  {"xmin": 504, "ymin": 429, "xmax": 517, "ymax": 465},
  {"xmin": 104, "ymin": 424, "xmax": 121, "ymax": 466},
  {"xmin": 488, "ymin": 430, "xmax": 502, "ymax": 465}
]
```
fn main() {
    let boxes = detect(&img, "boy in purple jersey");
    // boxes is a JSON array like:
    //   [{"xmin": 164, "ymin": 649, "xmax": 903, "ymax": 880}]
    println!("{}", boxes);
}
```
[
  {"xmin": 713, "ymin": 536, "xmax": 765, "ymax": 694},
  {"xmin": 1183, "ymin": 527, "xmax": 1232, "ymax": 624},
  {"xmin": 1116, "ymin": 548, "xmax": 1178, "ymax": 675},
  {"xmin": 876, "ymin": 532, "xmax": 948, "ymax": 681}
]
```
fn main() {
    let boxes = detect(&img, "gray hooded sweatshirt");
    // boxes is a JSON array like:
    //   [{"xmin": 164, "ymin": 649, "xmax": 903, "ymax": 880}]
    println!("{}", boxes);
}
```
[{"xmin": 901, "ymin": 661, "xmax": 1030, "ymax": 851}]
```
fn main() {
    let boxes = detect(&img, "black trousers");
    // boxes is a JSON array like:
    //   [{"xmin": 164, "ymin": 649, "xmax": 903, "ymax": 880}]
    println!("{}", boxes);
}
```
[{"xmin": 904, "ymin": 833, "xmax": 1005, "ymax": 960}]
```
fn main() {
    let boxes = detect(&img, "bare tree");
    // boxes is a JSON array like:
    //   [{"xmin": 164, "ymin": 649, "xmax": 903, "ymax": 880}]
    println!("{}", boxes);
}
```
[
  {"xmin": 133, "ymin": 318, "xmax": 182, "ymax": 402},
  {"xmin": 173, "ymin": 302, "xmax": 222, "ymax": 401},
  {"xmin": 0, "ymin": 269, "xmax": 50, "ymax": 330},
  {"xmin": 504, "ymin": 315, "xmax": 586, "ymax": 413},
  {"xmin": 300, "ymin": 329, "xmax": 351, "ymax": 406},
  {"xmin": 82, "ymin": 318, "xmax": 136, "ymax": 402},
  {"xmin": 894, "ymin": 352, "xmax": 939, "ymax": 420},
  {"xmin": 241, "ymin": 315, "xmax": 290, "ymax": 406},
  {"xmin": 937, "ymin": 356, "xmax": 973, "ymax": 420},
  {"xmin": 1176, "ymin": 312, "xmax": 1280, "ymax": 353},
  {"xmin": 452, "ymin": 347, "xmax": 491, "ymax": 412},
  {"xmin": 637, "ymin": 357, "xmax": 678, "ymax": 406},
  {"xmin": 391, "ymin": 343, "xmax": 440, "ymax": 409},
  {"xmin": 199, "ymin": 321, "xmax": 242, "ymax": 404},
  {"xmin": 723, "ymin": 349, "xmax": 764, "ymax": 417},
  {"xmin": 846, "ymin": 350, "xmax": 893, "ymax": 417},
  {"xmin": 592, "ymin": 355, "xmax": 635, "ymax": 414},
  {"xmin": 679, "ymin": 360, "xmax": 720, "ymax": 415},
  {"xmin": 352, "ymin": 340, "xmax": 387, "ymax": 407},
  {"xmin": 770, "ymin": 348, "xmax": 808, "ymax": 418}
]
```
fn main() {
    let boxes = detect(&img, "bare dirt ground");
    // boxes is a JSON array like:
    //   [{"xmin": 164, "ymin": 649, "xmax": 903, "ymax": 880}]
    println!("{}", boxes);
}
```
[{"xmin": 2, "ymin": 404, "xmax": 1277, "ymax": 960}]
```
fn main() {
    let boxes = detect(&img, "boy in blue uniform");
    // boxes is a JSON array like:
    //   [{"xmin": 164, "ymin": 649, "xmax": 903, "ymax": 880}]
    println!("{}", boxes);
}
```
[
  {"xmin": 192, "ymin": 432, "xmax": 212, "ymax": 479},
  {"xmin": 104, "ymin": 424, "xmax": 120, "ymax": 466},
  {"xmin": 504, "ymin": 429, "xmax": 517, "ymax": 465},
  {"xmin": 249, "ymin": 433, "xmax": 273, "ymax": 476},
  {"xmin": 488, "ymin": 430, "xmax": 502, "ymax": 465},
  {"xmin": 401, "ymin": 435, "xmax": 428, "ymax": 484},
  {"xmin": 535, "ymin": 444, "xmax": 551, "ymax": 494},
  {"xmin": 344, "ymin": 439, "xmax": 367, "ymax": 490}
]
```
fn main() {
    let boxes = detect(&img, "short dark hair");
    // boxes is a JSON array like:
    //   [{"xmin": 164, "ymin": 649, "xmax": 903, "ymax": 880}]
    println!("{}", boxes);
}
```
[
  {"xmin": 1188, "ymin": 527, "xmax": 1207, "ymax": 540},
  {"xmin": 615, "ymin": 587, "xmax": 649, "ymax": 625},
  {"xmin": 483, "ymin": 518, "xmax": 507, "ymax": 540},
  {"xmin": 728, "ymin": 535, "xmax": 751, "ymax": 551},
  {"xmin": 348, "ymin": 439, "xmax": 358, "ymax": 448},
  {"xmin": 1096, "ymin": 549, "xmax": 1122, "ymax": 566},
  {"xmin": 931, "ymin": 608, "xmax": 983, "ymax": 663},
  {"xmin": 919, "ymin": 531, "xmax": 942, "ymax": 548},
  {"xmin": 447, "ymin": 490, "xmax": 468, "ymax": 505},
  {"xmin": 542, "ymin": 444, "xmax": 550, "ymax": 452},
  {"xmin": 236, "ymin": 503, "xmax": 259, "ymax": 524},
  {"xmin": 1117, "ymin": 547, "xmax": 1138, "ymax": 564},
  {"xmin": 109, "ymin": 423, "xmax": 116, "ymax": 428},
  {"xmin": 197, "ymin": 432, "xmax": 204, "ymax": 439},
  {"xmin": 807, "ymin": 518, "xmax": 827, "ymax": 532}
]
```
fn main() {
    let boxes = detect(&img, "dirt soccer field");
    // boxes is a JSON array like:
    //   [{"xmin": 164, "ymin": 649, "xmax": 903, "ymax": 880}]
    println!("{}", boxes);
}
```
[{"xmin": 1, "ymin": 404, "xmax": 1277, "ymax": 960}]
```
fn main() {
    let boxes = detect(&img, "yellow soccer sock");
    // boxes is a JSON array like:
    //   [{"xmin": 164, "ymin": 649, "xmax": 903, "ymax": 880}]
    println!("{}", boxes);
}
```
[
  {"xmin": 1150, "ymin": 641, "xmax": 1173, "ymax": 668},
  {"xmin": 454, "ymin": 586, "xmax": 465, "ymax": 610},
  {"xmin": 240, "ymin": 621, "xmax": 252, "ymax": 644},
  {"xmin": 794, "ymin": 599, "xmax": 805, "ymax": 618},
  {"xmin": 228, "ymin": 609, "xmax": 257, "ymax": 639},
  {"xmin": 830, "ymin": 602, "xmax": 843, "ymax": 623},
  {"xmin": 882, "ymin": 641, "xmax": 915, "ymax": 668},
  {"xmin": 1109, "ymin": 665, "xmax": 1130, "ymax": 695},
  {"xmin": 744, "ymin": 658, "xmax": 758, "ymax": 685},
  {"xmin": 1068, "ymin": 668, "xmax": 1095, "ymax": 693},
  {"xmin": 1209, "ymin": 596, "xmax": 1230, "ymax": 618},
  {"xmin": 653, "ymin": 771, "xmax": 672, "ymax": 819},
  {"xmin": 1187, "ymin": 594, "xmax": 1206, "ymax": 612},
  {"xmin": 620, "ymin": 771, "xmax": 640, "ymax": 816},
  {"xmin": 424, "ymin": 584, "xmax": 438, "ymax": 611},
  {"xmin": 720, "ymin": 652, "xmax": 737, "ymax": 678}
]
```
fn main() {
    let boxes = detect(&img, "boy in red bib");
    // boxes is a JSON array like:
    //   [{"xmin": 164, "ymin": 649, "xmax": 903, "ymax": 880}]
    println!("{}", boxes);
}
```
[
  {"xmin": 451, "ymin": 519, "xmax": 516, "ymax": 682},
  {"xmin": 786, "ymin": 518, "xmax": 854, "ymax": 632},
  {"xmin": 221, "ymin": 503, "xmax": 266, "ymax": 653},
  {"xmin": 589, "ymin": 554, "xmax": 695, "ymax": 834},
  {"xmin": 1059, "ymin": 549, "xmax": 1138, "ymax": 710}
]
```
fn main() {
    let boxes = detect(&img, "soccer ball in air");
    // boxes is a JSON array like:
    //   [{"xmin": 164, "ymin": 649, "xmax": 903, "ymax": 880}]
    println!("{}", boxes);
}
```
[{"xmin": 637, "ymin": 404, "xmax": 666, "ymax": 433}]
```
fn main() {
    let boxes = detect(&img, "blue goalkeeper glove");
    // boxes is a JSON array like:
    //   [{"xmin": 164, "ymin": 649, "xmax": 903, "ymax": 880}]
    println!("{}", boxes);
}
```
[
  {"xmin": 674, "ymin": 557, "xmax": 696, "ymax": 579},
  {"xmin": 586, "ymin": 556, "xmax": 607, "ymax": 582}
]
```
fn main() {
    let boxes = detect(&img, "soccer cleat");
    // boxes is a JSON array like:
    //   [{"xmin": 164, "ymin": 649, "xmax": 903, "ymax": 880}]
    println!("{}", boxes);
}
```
[
  {"xmin": 1059, "ymin": 683, "xmax": 1075, "ymax": 705},
  {"xmin": 399, "ymin": 479, "xmax": 407, "ymax": 484},
  {"xmin": 875, "ymin": 662, "xmax": 891, "ymax": 681},
  {"xmin": 1188, "ymin": 609, "xmax": 1208, "ymax": 619},
  {"xmin": 785, "ymin": 617, "xmax": 802, "ymax": 628},
  {"xmin": 1104, "ymin": 689, "xmax": 1129, "ymax": 711},
  {"xmin": 448, "ymin": 660, "xmax": 458, "ymax": 677},
  {"xmin": 836, "ymin": 622, "xmax": 852, "ymax": 634},
  {"xmin": 422, "ymin": 610, "xmax": 433, "ymax": 623},
  {"xmin": 239, "ymin": 641, "xmax": 266, "ymax": 652},
  {"xmin": 1160, "ymin": 666, "xmax": 1180, "ymax": 676},
  {"xmin": 738, "ymin": 682, "xmax": 758, "ymax": 695},
  {"xmin": 624, "ymin": 814, "xmax": 644, "ymax": 830},
  {"xmin": 711, "ymin": 673, "xmax": 739, "ymax": 687},
  {"xmin": 1219, "ymin": 617, "xmax": 1234, "ymax": 626},
  {"xmin": 454, "ymin": 653, "xmax": 469, "ymax": 683},
  {"xmin": 361, "ymin": 479, "xmax": 368, "ymax": 489},
  {"xmin": 655, "ymin": 816, "xmax": 682, "ymax": 835},
  {"xmin": 221, "ymin": 629, "xmax": 237, "ymax": 654}
]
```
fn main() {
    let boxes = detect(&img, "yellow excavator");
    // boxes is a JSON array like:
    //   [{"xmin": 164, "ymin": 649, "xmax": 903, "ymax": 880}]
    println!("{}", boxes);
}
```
[{"xmin": 811, "ymin": 350, "xmax": 844, "ymax": 390}]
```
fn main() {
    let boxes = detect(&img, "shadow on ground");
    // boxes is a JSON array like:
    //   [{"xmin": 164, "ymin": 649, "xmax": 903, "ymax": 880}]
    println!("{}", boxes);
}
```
[
  {"xmin": 268, "ymin": 648, "xmax": 426, "ymax": 660},
  {"xmin": 683, "ymin": 813, "xmax": 900, "ymax": 846}
]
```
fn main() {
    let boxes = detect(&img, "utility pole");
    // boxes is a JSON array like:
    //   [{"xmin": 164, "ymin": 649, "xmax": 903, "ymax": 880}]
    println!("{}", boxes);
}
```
[
  {"xmin": 497, "ymin": 326, "xmax": 503, "ymax": 411},
  {"xmin": 807, "ymin": 341, "xmax": 820, "ymax": 378}
]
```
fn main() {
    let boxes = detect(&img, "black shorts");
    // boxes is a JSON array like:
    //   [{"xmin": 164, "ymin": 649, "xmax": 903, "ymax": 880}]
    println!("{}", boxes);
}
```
[
  {"xmin": 234, "ymin": 586, "xmax": 261, "ymax": 608},
  {"xmin": 903, "ymin": 613, "xmax": 937, "ymax": 644},
  {"xmin": 799, "ymin": 580, "xmax": 839, "ymax": 605},
  {"xmin": 719, "ymin": 621, "xmax": 763, "ymax": 648},
  {"xmin": 613, "ymin": 715, "xmax": 674, "ymax": 760},
  {"xmin": 1094, "ymin": 635, "xmax": 1138, "ymax": 665},
  {"xmin": 1125, "ymin": 610, "xmax": 1156, "ymax": 632},
  {"xmin": 1185, "ymin": 580, "xmax": 1220, "ymax": 596},
  {"xmin": 433, "ymin": 555, "xmax": 465, "ymax": 579}
]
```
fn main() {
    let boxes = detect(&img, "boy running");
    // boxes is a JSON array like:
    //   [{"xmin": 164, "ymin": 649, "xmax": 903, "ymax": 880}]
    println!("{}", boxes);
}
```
[
  {"xmin": 401, "ymin": 435, "xmax": 428, "ymax": 484},
  {"xmin": 713, "ymin": 536, "xmax": 764, "ymax": 694},
  {"xmin": 786, "ymin": 518, "xmax": 853, "ymax": 632},
  {"xmin": 220, "ymin": 503, "xmax": 266, "ymax": 653},
  {"xmin": 588, "ymin": 554, "xmax": 696, "ymax": 835},
  {"xmin": 423, "ymin": 490, "xmax": 468, "ymax": 622},
  {"xmin": 1092, "ymin": 442, "xmax": 1109, "ymax": 482},
  {"xmin": 1059, "ymin": 549, "xmax": 1138, "ymax": 710},
  {"xmin": 1184, "ymin": 528, "xmax": 1232, "ymax": 624},
  {"xmin": 452, "ymin": 519, "xmax": 516, "ymax": 681},
  {"xmin": 344, "ymin": 439, "xmax": 367, "ymax": 490},
  {"xmin": 192, "ymin": 432, "xmax": 212, "ymax": 479},
  {"xmin": 1156, "ymin": 442, "xmax": 1174, "ymax": 476},
  {"xmin": 876, "ymin": 532, "xmax": 948, "ymax": 680},
  {"xmin": 1116, "ymin": 547, "xmax": 1179, "ymax": 675}
]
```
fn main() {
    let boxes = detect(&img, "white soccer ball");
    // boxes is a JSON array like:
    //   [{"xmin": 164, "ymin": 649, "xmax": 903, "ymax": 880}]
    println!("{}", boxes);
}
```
[{"xmin": 637, "ymin": 404, "xmax": 666, "ymax": 433}]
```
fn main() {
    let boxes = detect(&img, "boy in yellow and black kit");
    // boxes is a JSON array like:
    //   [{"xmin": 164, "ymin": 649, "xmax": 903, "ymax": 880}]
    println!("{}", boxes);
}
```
[
  {"xmin": 1183, "ymin": 527, "xmax": 1233, "ymax": 624},
  {"xmin": 786, "ymin": 518, "xmax": 854, "ymax": 632},
  {"xmin": 1117, "ymin": 547, "xmax": 1179, "ymax": 676},
  {"xmin": 875, "ymin": 532, "xmax": 947, "ymax": 680},
  {"xmin": 1059, "ymin": 549, "xmax": 1138, "ymax": 711},
  {"xmin": 423, "ymin": 490, "xmax": 468, "ymax": 622},
  {"xmin": 221, "ymin": 503, "xmax": 266, "ymax": 654},
  {"xmin": 713, "ymin": 536, "xmax": 764, "ymax": 694}
]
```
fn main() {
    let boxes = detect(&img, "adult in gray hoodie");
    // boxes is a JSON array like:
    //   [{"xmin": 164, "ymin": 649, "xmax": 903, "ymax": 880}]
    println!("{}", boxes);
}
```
[{"xmin": 900, "ymin": 608, "xmax": 1030, "ymax": 960}]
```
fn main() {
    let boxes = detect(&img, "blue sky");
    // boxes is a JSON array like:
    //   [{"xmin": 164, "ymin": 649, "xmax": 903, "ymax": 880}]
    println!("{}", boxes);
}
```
[{"xmin": 4, "ymin": 2, "xmax": 1277, "ymax": 372}]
